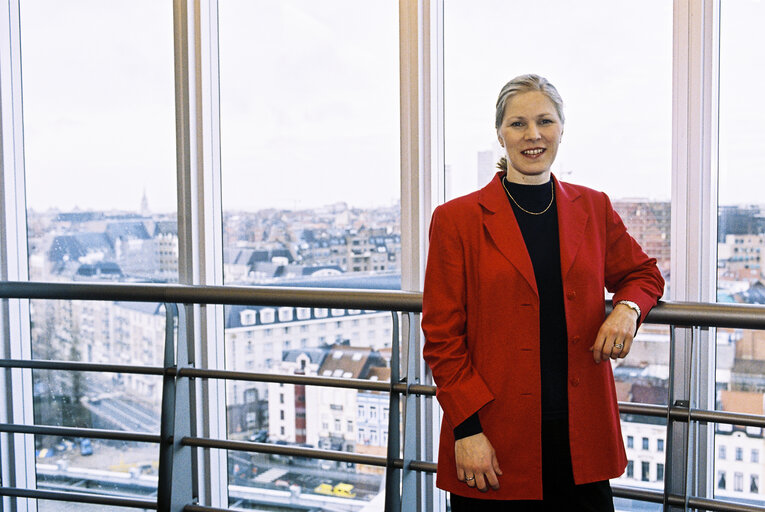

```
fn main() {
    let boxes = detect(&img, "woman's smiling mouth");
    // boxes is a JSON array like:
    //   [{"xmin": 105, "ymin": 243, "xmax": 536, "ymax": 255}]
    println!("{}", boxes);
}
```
[{"xmin": 521, "ymin": 148, "xmax": 546, "ymax": 157}]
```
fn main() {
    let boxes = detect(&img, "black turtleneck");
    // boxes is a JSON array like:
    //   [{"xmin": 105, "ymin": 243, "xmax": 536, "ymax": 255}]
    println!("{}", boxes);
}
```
[{"xmin": 453, "ymin": 177, "xmax": 569, "ymax": 440}]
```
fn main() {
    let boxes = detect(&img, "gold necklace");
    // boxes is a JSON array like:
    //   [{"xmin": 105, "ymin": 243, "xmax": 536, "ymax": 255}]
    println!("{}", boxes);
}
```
[{"xmin": 501, "ymin": 178, "xmax": 555, "ymax": 216}]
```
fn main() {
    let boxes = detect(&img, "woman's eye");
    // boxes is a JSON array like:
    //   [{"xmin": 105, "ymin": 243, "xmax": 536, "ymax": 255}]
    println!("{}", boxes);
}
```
[
  {"xmin": 510, "ymin": 121, "xmax": 523, "ymax": 127},
  {"xmin": 540, "ymin": 119, "xmax": 553, "ymax": 125}
]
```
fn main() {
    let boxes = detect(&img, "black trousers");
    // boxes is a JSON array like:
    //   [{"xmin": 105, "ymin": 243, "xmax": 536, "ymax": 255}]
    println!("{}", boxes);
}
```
[{"xmin": 450, "ymin": 418, "xmax": 614, "ymax": 512}]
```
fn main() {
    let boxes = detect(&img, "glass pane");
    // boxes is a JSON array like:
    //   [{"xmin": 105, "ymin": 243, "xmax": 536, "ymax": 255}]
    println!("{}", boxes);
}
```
[
  {"xmin": 443, "ymin": 0, "xmax": 672, "ymax": 502},
  {"xmin": 20, "ymin": 0, "xmax": 175, "ymax": 504},
  {"xmin": 218, "ymin": 1, "xmax": 400, "ymax": 508},
  {"xmin": 716, "ymin": 0, "xmax": 765, "ymax": 506}
]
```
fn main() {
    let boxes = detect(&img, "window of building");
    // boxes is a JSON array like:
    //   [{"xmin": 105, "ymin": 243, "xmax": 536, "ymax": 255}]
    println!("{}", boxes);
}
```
[
  {"xmin": 735, "ymin": 472, "xmax": 744, "ymax": 492},
  {"xmin": 718, "ymin": 471, "xmax": 727, "ymax": 490},
  {"xmin": 736, "ymin": 447, "xmax": 743, "ymax": 461},
  {"xmin": 752, "ymin": 475, "xmax": 760, "ymax": 494},
  {"xmin": 657, "ymin": 439, "xmax": 664, "ymax": 452},
  {"xmin": 627, "ymin": 436, "xmax": 634, "ymax": 449},
  {"xmin": 719, "ymin": 445, "xmax": 727, "ymax": 460},
  {"xmin": 657, "ymin": 463, "xmax": 664, "ymax": 482},
  {"xmin": 642, "ymin": 437, "xmax": 649, "ymax": 451},
  {"xmin": 753, "ymin": 449, "xmax": 760, "ymax": 463},
  {"xmin": 641, "ymin": 462, "xmax": 650, "ymax": 482}
]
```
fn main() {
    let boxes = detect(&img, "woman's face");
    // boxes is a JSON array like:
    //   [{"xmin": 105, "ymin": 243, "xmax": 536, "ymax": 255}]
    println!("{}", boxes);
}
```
[{"xmin": 497, "ymin": 91, "xmax": 563, "ymax": 183}]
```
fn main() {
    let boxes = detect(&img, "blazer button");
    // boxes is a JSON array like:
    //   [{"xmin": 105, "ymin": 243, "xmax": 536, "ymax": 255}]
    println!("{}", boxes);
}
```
[
  {"xmin": 566, "ymin": 290, "xmax": 576, "ymax": 300},
  {"xmin": 570, "ymin": 377, "xmax": 580, "ymax": 387},
  {"xmin": 571, "ymin": 336, "xmax": 580, "ymax": 345}
]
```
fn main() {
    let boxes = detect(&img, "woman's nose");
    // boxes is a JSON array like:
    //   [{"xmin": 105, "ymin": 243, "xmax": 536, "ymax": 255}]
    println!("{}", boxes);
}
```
[{"xmin": 524, "ymin": 125, "xmax": 541, "ymax": 140}]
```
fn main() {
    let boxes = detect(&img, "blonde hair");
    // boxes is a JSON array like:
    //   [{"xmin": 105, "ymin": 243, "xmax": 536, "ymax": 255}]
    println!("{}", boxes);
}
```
[{"xmin": 495, "ymin": 74, "xmax": 564, "ymax": 171}]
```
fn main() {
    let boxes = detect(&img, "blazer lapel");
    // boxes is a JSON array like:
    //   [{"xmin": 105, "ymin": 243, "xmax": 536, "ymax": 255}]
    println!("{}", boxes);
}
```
[
  {"xmin": 555, "ymin": 176, "xmax": 589, "ymax": 280},
  {"xmin": 479, "ymin": 174, "xmax": 538, "ymax": 296}
]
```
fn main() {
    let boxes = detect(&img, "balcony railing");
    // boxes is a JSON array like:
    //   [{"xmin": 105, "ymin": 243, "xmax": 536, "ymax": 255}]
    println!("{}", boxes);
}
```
[{"xmin": 0, "ymin": 281, "xmax": 764, "ymax": 511}]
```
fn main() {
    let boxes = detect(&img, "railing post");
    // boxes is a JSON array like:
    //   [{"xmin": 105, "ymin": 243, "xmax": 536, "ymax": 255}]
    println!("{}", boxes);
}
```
[
  {"xmin": 401, "ymin": 312, "xmax": 419, "ymax": 512},
  {"xmin": 385, "ymin": 311, "xmax": 402, "ymax": 512},
  {"xmin": 158, "ymin": 303, "xmax": 194, "ymax": 511}
]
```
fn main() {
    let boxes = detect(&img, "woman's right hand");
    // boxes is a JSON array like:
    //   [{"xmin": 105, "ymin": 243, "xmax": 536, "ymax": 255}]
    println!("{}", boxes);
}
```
[{"xmin": 454, "ymin": 432, "xmax": 503, "ymax": 491}]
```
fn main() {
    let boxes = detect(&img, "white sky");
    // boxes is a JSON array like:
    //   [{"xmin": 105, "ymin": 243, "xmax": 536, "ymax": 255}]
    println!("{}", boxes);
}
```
[{"xmin": 18, "ymin": 0, "xmax": 765, "ymax": 212}]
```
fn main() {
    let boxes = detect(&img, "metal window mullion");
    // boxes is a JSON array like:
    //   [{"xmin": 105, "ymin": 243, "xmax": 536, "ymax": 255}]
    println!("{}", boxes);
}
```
[
  {"xmin": 173, "ymin": 0, "xmax": 227, "ymax": 508},
  {"xmin": 0, "ymin": 1, "xmax": 36, "ymax": 511},
  {"xmin": 671, "ymin": 0, "xmax": 720, "ymax": 508}
]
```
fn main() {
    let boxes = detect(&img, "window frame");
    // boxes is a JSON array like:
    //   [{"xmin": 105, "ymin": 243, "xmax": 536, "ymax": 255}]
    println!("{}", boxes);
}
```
[{"xmin": 0, "ymin": 0, "xmax": 728, "ymax": 510}]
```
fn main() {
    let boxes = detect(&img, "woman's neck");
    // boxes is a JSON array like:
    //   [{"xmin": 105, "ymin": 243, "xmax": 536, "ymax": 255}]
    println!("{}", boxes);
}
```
[{"xmin": 504, "ymin": 168, "xmax": 551, "ymax": 185}]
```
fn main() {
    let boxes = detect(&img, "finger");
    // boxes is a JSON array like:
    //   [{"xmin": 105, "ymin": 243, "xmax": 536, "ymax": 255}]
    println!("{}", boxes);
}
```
[
  {"xmin": 466, "ymin": 473, "xmax": 476, "ymax": 487},
  {"xmin": 486, "ymin": 468, "xmax": 500, "ymax": 490},
  {"xmin": 456, "ymin": 467, "xmax": 466, "ymax": 482},
  {"xmin": 475, "ymin": 473, "xmax": 488, "ymax": 492},
  {"xmin": 590, "ymin": 332, "xmax": 607, "ymax": 363},
  {"xmin": 618, "ymin": 337, "xmax": 634, "ymax": 358},
  {"xmin": 492, "ymin": 454, "xmax": 503, "ymax": 476},
  {"xmin": 610, "ymin": 339, "xmax": 624, "ymax": 359},
  {"xmin": 600, "ymin": 333, "xmax": 616, "ymax": 362}
]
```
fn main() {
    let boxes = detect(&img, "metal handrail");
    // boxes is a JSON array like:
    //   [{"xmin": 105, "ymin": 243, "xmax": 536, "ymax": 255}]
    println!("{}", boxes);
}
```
[
  {"xmin": 3, "ymin": 281, "xmax": 765, "ymax": 512},
  {"xmin": 4, "ymin": 279, "xmax": 765, "ymax": 328}
]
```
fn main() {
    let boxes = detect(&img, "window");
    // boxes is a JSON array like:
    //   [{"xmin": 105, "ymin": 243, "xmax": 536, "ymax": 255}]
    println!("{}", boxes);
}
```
[
  {"xmin": 627, "ymin": 436, "xmax": 634, "ymax": 449},
  {"xmin": 657, "ymin": 463, "xmax": 664, "ymax": 482},
  {"xmin": 719, "ymin": 471, "xmax": 727, "ymax": 490},
  {"xmin": 19, "ymin": 0, "xmax": 176, "ymax": 496},
  {"xmin": 335, "ymin": 419, "xmax": 341, "ymax": 432},
  {"xmin": 626, "ymin": 461, "xmax": 634, "ymax": 478},
  {"xmin": 736, "ymin": 447, "xmax": 743, "ymax": 461},
  {"xmin": 752, "ymin": 475, "xmax": 760, "ymax": 494},
  {"xmin": 657, "ymin": 439, "xmax": 664, "ymax": 452},
  {"xmin": 641, "ymin": 462, "xmax": 650, "ymax": 482},
  {"xmin": 719, "ymin": 445, "xmax": 727, "ymax": 460},
  {"xmin": 280, "ymin": 410, "xmax": 285, "ymax": 420},
  {"xmin": 347, "ymin": 420, "xmax": 353, "ymax": 433},
  {"xmin": 753, "ymin": 449, "xmax": 760, "ymax": 463},
  {"xmin": 642, "ymin": 437, "xmax": 649, "ymax": 451},
  {"xmin": 735, "ymin": 472, "xmax": 744, "ymax": 492}
]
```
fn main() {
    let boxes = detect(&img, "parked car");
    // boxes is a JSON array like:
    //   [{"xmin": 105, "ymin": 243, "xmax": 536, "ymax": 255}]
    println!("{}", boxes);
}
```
[
  {"xmin": 248, "ymin": 429, "xmax": 268, "ymax": 443},
  {"xmin": 314, "ymin": 483, "xmax": 333, "ymax": 495},
  {"xmin": 79, "ymin": 439, "xmax": 93, "ymax": 456},
  {"xmin": 332, "ymin": 483, "xmax": 356, "ymax": 498}
]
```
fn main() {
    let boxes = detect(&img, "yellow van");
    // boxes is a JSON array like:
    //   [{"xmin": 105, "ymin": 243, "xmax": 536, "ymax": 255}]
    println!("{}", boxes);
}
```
[
  {"xmin": 332, "ymin": 483, "xmax": 356, "ymax": 498},
  {"xmin": 314, "ymin": 483, "xmax": 333, "ymax": 495}
]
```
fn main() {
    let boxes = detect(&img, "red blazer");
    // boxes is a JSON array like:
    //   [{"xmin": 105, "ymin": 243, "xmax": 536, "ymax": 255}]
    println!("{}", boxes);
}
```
[{"xmin": 422, "ymin": 173, "xmax": 664, "ymax": 500}]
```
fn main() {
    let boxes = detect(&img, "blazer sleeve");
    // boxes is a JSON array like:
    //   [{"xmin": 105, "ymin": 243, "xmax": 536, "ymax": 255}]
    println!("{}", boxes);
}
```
[
  {"xmin": 601, "ymin": 193, "xmax": 665, "ymax": 323},
  {"xmin": 421, "ymin": 205, "xmax": 494, "ymax": 428}
]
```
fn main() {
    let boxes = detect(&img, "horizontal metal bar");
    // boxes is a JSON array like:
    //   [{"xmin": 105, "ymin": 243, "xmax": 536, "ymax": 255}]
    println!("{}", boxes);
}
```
[
  {"xmin": 182, "ymin": 436, "xmax": 395, "ymax": 467},
  {"xmin": 618, "ymin": 402, "xmax": 669, "ymax": 418},
  {"xmin": 687, "ymin": 408, "xmax": 765, "ymax": 428},
  {"xmin": 611, "ymin": 484, "xmax": 665, "ymax": 503},
  {"xmin": 687, "ymin": 495, "xmax": 765, "ymax": 512},
  {"xmin": 0, "ymin": 486, "xmax": 157, "ymax": 509},
  {"xmin": 0, "ymin": 358, "xmax": 167, "ymax": 376},
  {"xmin": 409, "ymin": 460, "xmax": 437, "ymax": 473},
  {"xmin": 0, "ymin": 280, "xmax": 423, "ymax": 312},
  {"xmin": 184, "ymin": 506, "xmax": 232, "ymax": 512},
  {"xmin": 409, "ymin": 383, "xmax": 437, "ymax": 396},
  {"xmin": 4, "ymin": 281, "xmax": 765, "ymax": 328},
  {"xmin": 0, "ymin": 423, "xmax": 160, "ymax": 443},
  {"xmin": 179, "ymin": 367, "xmax": 392, "ymax": 392}
]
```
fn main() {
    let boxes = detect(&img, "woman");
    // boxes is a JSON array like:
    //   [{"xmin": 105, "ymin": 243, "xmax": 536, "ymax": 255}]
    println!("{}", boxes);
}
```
[{"xmin": 421, "ymin": 74, "xmax": 664, "ymax": 510}]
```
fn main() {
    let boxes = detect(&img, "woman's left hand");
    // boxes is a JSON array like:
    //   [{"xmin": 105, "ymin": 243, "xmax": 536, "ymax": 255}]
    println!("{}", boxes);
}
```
[{"xmin": 590, "ymin": 303, "xmax": 639, "ymax": 363}]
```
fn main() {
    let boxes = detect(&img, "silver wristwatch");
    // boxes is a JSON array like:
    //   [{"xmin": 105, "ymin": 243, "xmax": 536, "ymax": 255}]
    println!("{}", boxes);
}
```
[{"xmin": 616, "ymin": 300, "xmax": 641, "ymax": 319}]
